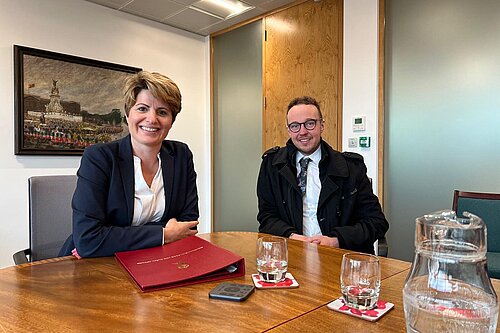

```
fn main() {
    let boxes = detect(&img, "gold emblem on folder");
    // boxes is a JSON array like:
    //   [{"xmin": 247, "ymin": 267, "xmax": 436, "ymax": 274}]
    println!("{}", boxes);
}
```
[{"xmin": 174, "ymin": 262, "xmax": 190, "ymax": 269}]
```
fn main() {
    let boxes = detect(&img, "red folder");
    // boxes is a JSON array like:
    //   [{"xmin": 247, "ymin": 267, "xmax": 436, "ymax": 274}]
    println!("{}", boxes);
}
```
[{"xmin": 115, "ymin": 236, "xmax": 245, "ymax": 292}]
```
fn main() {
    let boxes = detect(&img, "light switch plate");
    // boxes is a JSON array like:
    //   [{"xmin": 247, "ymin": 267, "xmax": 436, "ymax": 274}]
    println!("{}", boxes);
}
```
[{"xmin": 348, "ymin": 137, "xmax": 358, "ymax": 148}]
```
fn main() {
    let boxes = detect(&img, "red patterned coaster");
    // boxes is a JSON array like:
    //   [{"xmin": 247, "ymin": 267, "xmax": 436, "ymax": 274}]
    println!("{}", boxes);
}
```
[
  {"xmin": 251, "ymin": 273, "xmax": 299, "ymax": 289},
  {"xmin": 327, "ymin": 297, "xmax": 394, "ymax": 322}
]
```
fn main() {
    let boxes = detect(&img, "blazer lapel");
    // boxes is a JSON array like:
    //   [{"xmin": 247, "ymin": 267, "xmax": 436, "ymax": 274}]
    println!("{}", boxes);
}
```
[
  {"xmin": 160, "ymin": 143, "xmax": 174, "ymax": 219},
  {"xmin": 118, "ymin": 136, "xmax": 135, "ymax": 225}
]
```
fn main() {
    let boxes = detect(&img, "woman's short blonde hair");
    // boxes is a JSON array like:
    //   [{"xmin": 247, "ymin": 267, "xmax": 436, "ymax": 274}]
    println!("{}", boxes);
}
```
[{"xmin": 123, "ymin": 71, "xmax": 182, "ymax": 122}]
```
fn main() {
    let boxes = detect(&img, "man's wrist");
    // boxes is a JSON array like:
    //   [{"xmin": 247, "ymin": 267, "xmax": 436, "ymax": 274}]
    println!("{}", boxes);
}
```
[{"xmin": 289, "ymin": 233, "xmax": 296, "ymax": 238}]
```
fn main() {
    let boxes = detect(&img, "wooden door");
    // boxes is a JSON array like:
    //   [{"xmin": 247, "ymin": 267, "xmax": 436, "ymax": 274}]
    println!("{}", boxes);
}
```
[{"xmin": 263, "ymin": 0, "xmax": 343, "ymax": 151}]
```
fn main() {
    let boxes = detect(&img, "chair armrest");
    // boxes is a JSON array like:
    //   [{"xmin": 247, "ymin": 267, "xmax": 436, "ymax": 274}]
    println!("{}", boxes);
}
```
[
  {"xmin": 13, "ymin": 249, "xmax": 30, "ymax": 265},
  {"xmin": 377, "ymin": 237, "xmax": 388, "ymax": 257}
]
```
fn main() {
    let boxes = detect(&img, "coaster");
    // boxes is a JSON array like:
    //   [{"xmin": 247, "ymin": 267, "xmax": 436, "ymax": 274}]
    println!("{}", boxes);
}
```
[
  {"xmin": 251, "ymin": 273, "xmax": 299, "ymax": 289},
  {"xmin": 327, "ymin": 297, "xmax": 394, "ymax": 322}
]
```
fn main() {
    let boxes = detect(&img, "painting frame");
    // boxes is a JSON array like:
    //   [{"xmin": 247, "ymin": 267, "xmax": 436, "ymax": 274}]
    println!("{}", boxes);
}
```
[{"xmin": 14, "ymin": 45, "xmax": 142, "ymax": 155}]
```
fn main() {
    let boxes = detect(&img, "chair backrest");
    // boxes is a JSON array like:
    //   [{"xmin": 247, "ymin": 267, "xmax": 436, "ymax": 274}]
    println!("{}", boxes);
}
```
[
  {"xmin": 29, "ymin": 175, "xmax": 77, "ymax": 261},
  {"xmin": 452, "ymin": 190, "xmax": 500, "ymax": 253},
  {"xmin": 367, "ymin": 177, "xmax": 388, "ymax": 256}
]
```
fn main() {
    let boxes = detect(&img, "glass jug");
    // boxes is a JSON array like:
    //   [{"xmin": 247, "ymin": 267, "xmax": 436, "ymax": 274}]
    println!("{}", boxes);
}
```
[{"xmin": 403, "ymin": 210, "xmax": 498, "ymax": 333}]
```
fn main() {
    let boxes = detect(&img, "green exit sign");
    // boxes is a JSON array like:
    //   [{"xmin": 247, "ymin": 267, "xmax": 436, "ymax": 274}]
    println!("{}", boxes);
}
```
[{"xmin": 359, "ymin": 136, "xmax": 371, "ymax": 148}]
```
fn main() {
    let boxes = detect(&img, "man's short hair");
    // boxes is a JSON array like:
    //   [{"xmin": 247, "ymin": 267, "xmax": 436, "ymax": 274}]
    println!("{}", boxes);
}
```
[{"xmin": 286, "ymin": 96, "xmax": 323, "ymax": 119}]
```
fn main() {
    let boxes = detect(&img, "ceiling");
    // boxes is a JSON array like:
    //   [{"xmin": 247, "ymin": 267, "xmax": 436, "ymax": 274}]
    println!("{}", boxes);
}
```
[{"xmin": 84, "ymin": 0, "xmax": 297, "ymax": 36}]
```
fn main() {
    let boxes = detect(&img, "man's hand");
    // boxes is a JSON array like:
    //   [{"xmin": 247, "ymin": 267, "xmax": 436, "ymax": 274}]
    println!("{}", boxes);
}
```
[
  {"xmin": 289, "ymin": 233, "xmax": 312, "ymax": 242},
  {"xmin": 309, "ymin": 235, "xmax": 339, "ymax": 247},
  {"xmin": 163, "ymin": 218, "xmax": 199, "ymax": 244}
]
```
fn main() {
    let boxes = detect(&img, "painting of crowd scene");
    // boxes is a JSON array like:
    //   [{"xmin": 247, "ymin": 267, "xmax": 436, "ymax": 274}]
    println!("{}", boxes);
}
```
[{"xmin": 14, "ymin": 45, "xmax": 141, "ymax": 155}]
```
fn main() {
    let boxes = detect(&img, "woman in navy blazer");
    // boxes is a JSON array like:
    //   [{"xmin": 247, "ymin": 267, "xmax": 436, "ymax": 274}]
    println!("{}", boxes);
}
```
[{"xmin": 60, "ymin": 71, "xmax": 199, "ymax": 258}]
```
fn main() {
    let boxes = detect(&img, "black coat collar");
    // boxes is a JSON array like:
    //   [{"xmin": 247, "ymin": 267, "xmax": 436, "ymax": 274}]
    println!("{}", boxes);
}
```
[{"xmin": 273, "ymin": 139, "xmax": 349, "ymax": 178}]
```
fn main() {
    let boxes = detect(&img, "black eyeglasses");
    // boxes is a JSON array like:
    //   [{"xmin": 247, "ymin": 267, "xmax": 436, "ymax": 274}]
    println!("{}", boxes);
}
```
[{"xmin": 287, "ymin": 119, "xmax": 322, "ymax": 133}]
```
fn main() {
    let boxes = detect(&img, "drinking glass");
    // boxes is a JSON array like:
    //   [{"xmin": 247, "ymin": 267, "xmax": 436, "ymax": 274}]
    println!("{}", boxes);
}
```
[
  {"xmin": 256, "ymin": 236, "xmax": 288, "ymax": 283},
  {"xmin": 340, "ymin": 252, "xmax": 381, "ymax": 310}
]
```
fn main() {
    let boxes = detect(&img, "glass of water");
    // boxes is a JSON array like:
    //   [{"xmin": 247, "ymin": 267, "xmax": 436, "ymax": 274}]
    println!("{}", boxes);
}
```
[
  {"xmin": 256, "ymin": 236, "xmax": 288, "ymax": 283},
  {"xmin": 340, "ymin": 252, "xmax": 381, "ymax": 310}
]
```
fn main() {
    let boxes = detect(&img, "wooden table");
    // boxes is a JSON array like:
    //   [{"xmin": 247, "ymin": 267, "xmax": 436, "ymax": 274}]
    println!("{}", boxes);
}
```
[
  {"xmin": 273, "ymin": 269, "xmax": 500, "ymax": 333},
  {"xmin": 0, "ymin": 232, "xmax": 411, "ymax": 332}
]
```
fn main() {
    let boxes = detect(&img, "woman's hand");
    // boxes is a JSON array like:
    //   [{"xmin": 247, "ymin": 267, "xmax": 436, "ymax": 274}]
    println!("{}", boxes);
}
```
[{"xmin": 163, "ymin": 218, "xmax": 199, "ymax": 244}]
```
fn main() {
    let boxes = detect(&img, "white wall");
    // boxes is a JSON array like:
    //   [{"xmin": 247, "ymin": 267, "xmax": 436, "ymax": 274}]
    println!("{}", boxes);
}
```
[
  {"xmin": 0, "ymin": 0, "xmax": 379, "ymax": 269},
  {"xmin": 0, "ymin": 0, "xmax": 210, "ymax": 268},
  {"xmin": 343, "ymin": 0, "xmax": 379, "ymax": 193}
]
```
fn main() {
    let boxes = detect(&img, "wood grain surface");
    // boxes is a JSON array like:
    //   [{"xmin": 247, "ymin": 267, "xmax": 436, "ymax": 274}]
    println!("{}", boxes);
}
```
[
  {"xmin": 0, "ymin": 232, "xmax": 410, "ymax": 332},
  {"xmin": 272, "ymin": 268, "xmax": 500, "ymax": 333},
  {"xmin": 263, "ymin": 0, "xmax": 342, "ymax": 151}
]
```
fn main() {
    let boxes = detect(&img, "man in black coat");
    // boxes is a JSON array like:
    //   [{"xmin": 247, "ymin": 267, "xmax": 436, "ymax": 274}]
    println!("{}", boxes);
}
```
[{"xmin": 257, "ymin": 96, "xmax": 388, "ymax": 254}]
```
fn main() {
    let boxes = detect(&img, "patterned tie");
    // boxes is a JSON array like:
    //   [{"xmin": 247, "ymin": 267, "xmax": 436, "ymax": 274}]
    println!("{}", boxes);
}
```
[{"xmin": 297, "ymin": 157, "xmax": 311, "ymax": 196}]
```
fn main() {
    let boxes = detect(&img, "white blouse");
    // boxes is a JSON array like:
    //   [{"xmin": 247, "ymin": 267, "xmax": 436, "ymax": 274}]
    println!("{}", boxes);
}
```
[{"xmin": 131, "ymin": 154, "xmax": 166, "ymax": 226}]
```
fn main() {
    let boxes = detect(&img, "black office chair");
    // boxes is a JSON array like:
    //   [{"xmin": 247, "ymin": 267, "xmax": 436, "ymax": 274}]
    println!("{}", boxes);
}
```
[
  {"xmin": 452, "ymin": 190, "xmax": 500, "ymax": 278},
  {"xmin": 13, "ymin": 175, "xmax": 77, "ymax": 264},
  {"xmin": 377, "ymin": 237, "xmax": 388, "ymax": 257},
  {"xmin": 366, "ymin": 177, "xmax": 388, "ymax": 257}
]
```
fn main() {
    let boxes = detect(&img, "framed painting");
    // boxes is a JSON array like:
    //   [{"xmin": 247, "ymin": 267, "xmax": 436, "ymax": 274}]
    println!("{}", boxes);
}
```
[{"xmin": 14, "ymin": 45, "xmax": 142, "ymax": 155}]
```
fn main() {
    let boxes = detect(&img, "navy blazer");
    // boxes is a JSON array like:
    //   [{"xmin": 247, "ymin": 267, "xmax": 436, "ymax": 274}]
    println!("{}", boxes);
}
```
[{"xmin": 59, "ymin": 135, "xmax": 199, "ymax": 257}]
